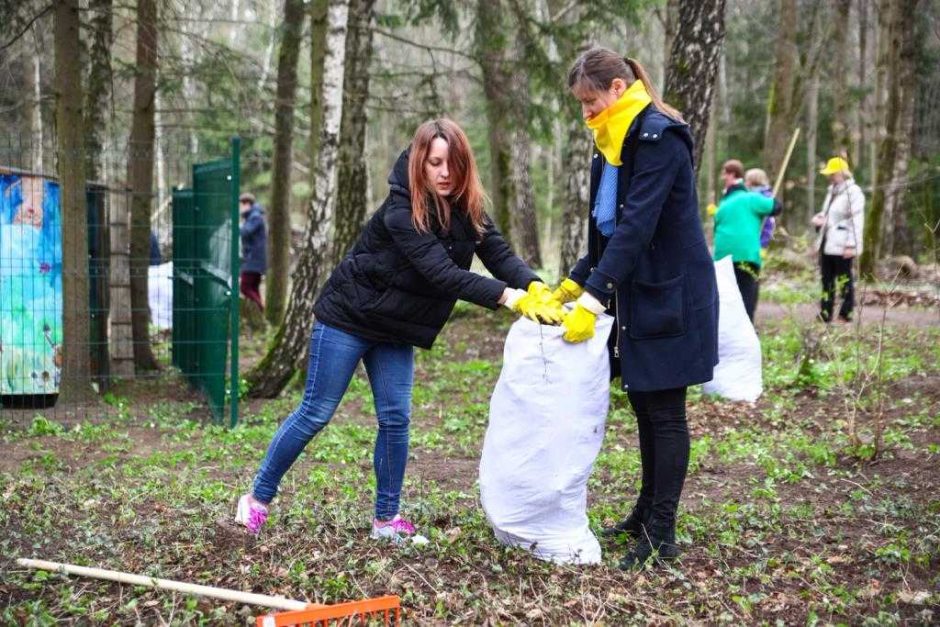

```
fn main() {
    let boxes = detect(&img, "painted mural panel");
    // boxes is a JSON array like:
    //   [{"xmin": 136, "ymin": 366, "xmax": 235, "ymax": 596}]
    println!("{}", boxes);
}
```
[{"xmin": 0, "ymin": 174, "xmax": 63, "ymax": 395}]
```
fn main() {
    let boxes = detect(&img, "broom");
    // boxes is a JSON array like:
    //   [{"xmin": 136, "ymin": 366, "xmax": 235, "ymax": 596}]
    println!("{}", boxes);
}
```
[{"xmin": 17, "ymin": 558, "xmax": 400, "ymax": 626}]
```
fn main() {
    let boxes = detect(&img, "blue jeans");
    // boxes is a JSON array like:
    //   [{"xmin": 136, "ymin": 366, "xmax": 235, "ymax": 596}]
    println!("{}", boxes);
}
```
[{"xmin": 252, "ymin": 322, "xmax": 414, "ymax": 520}]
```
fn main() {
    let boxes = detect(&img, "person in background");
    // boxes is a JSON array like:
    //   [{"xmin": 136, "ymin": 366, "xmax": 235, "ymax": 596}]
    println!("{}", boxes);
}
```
[
  {"xmin": 239, "ymin": 193, "xmax": 267, "ymax": 311},
  {"xmin": 235, "ymin": 119, "xmax": 563, "ymax": 543},
  {"xmin": 149, "ymin": 231, "xmax": 162, "ymax": 266},
  {"xmin": 812, "ymin": 157, "xmax": 865, "ymax": 323},
  {"xmin": 552, "ymin": 48, "xmax": 718, "ymax": 569},
  {"xmin": 712, "ymin": 159, "xmax": 782, "ymax": 322},
  {"xmin": 744, "ymin": 168, "xmax": 775, "ymax": 258}
]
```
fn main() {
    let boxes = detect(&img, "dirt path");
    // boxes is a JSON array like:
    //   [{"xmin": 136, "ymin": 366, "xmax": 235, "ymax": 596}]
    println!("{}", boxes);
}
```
[{"xmin": 757, "ymin": 302, "xmax": 938, "ymax": 328}]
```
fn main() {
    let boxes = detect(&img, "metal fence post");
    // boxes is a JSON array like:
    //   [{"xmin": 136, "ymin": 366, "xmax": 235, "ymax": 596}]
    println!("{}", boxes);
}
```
[{"xmin": 229, "ymin": 136, "xmax": 241, "ymax": 428}]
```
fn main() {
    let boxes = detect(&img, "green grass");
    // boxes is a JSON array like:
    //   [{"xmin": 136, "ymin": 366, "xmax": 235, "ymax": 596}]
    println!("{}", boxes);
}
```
[{"xmin": 1, "ymin": 301, "xmax": 939, "ymax": 624}]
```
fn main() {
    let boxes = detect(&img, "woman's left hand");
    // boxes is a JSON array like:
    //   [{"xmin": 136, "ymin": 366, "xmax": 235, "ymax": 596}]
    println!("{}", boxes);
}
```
[{"xmin": 843, "ymin": 246, "xmax": 856, "ymax": 259}]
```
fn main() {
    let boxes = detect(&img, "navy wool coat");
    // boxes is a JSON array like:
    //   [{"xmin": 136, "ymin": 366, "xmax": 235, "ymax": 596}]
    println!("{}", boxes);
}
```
[
  {"xmin": 239, "ymin": 204, "xmax": 268, "ymax": 274},
  {"xmin": 569, "ymin": 106, "xmax": 719, "ymax": 392}
]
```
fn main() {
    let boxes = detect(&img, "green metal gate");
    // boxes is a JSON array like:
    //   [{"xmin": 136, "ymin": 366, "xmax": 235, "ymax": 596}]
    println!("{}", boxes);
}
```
[{"xmin": 171, "ymin": 138, "xmax": 240, "ymax": 425}]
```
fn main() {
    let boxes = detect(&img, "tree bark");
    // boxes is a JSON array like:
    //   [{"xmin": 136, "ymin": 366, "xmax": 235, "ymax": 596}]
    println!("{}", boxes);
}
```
[
  {"xmin": 805, "ymin": 73, "xmax": 819, "ymax": 227},
  {"xmin": 54, "ymin": 0, "xmax": 92, "ymax": 401},
  {"xmin": 475, "ymin": 0, "xmax": 513, "ymax": 238},
  {"xmin": 663, "ymin": 0, "xmax": 727, "ymax": 173},
  {"xmin": 309, "ymin": 0, "xmax": 329, "ymax": 169},
  {"xmin": 860, "ymin": 0, "xmax": 919, "ymax": 277},
  {"xmin": 265, "ymin": 0, "xmax": 306, "ymax": 326},
  {"xmin": 331, "ymin": 0, "xmax": 377, "ymax": 266},
  {"xmin": 26, "ymin": 28, "xmax": 44, "ymax": 173},
  {"xmin": 247, "ymin": 0, "xmax": 349, "ymax": 398},
  {"xmin": 83, "ymin": 0, "xmax": 112, "ymax": 182},
  {"xmin": 127, "ymin": 0, "xmax": 159, "ymax": 371},
  {"xmin": 830, "ymin": 0, "xmax": 852, "ymax": 157},
  {"xmin": 853, "ymin": 0, "xmax": 868, "ymax": 169},
  {"xmin": 509, "ymin": 128, "xmax": 542, "ymax": 267},
  {"xmin": 559, "ymin": 118, "xmax": 591, "ymax": 274},
  {"xmin": 762, "ymin": 0, "xmax": 798, "ymax": 180}
]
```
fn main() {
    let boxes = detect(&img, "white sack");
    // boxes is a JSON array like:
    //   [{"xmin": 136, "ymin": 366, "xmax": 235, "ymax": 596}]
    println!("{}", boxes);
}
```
[
  {"xmin": 480, "ymin": 314, "xmax": 614, "ymax": 565},
  {"xmin": 148, "ymin": 261, "xmax": 173, "ymax": 330},
  {"xmin": 703, "ymin": 255, "xmax": 762, "ymax": 401}
]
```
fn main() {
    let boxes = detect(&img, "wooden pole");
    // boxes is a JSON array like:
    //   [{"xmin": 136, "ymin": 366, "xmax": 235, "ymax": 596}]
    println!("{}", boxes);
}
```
[
  {"xmin": 772, "ymin": 127, "xmax": 801, "ymax": 197},
  {"xmin": 16, "ymin": 558, "xmax": 310, "ymax": 611}
]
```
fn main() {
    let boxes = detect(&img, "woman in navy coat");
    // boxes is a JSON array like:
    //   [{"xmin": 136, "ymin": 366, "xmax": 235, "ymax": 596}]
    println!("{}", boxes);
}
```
[{"xmin": 553, "ymin": 48, "xmax": 718, "ymax": 568}]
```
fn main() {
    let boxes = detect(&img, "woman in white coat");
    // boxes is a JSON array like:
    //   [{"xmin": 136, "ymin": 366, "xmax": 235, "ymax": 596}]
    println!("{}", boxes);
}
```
[{"xmin": 811, "ymin": 157, "xmax": 865, "ymax": 322}]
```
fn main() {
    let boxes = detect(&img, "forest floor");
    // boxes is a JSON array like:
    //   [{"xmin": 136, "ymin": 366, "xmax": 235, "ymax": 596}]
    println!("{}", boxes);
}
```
[{"xmin": 1, "ymin": 276, "xmax": 938, "ymax": 625}]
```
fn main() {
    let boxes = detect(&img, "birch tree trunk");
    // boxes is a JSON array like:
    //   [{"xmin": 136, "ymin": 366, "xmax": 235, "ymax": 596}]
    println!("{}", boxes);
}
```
[
  {"xmin": 265, "ymin": 0, "xmax": 306, "ymax": 326},
  {"xmin": 806, "ymin": 73, "xmax": 819, "ymax": 226},
  {"xmin": 55, "ymin": 0, "xmax": 92, "ymax": 400},
  {"xmin": 248, "ymin": 0, "xmax": 349, "ymax": 397},
  {"xmin": 331, "ymin": 0, "xmax": 377, "ymax": 266},
  {"xmin": 663, "ymin": 0, "xmax": 727, "ymax": 173},
  {"xmin": 127, "ymin": 0, "xmax": 159, "ymax": 371},
  {"xmin": 26, "ymin": 28, "xmax": 44, "ymax": 173},
  {"xmin": 559, "ymin": 119, "xmax": 591, "ymax": 275}
]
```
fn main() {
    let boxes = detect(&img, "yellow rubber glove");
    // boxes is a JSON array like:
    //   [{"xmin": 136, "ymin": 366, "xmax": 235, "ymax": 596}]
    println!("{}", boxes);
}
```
[
  {"xmin": 551, "ymin": 278, "xmax": 584, "ymax": 304},
  {"xmin": 514, "ymin": 284, "xmax": 566, "ymax": 325},
  {"xmin": 706, "ymin": 202, "xmax": 718, "ymax": 217},
  {"xmin": 562, "ymin": 304, "xmax": 597, "ymax": 343}
]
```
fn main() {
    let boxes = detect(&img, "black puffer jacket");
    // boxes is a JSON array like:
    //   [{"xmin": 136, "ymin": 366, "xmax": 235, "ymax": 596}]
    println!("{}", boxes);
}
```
[{"xmin": 314, "ymin": 149, "xmax": 539, "ymax": 348}]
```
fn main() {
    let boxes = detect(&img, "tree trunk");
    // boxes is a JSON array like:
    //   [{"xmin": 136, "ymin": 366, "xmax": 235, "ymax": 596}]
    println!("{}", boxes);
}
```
[
  {"xmin": 476, "ymin": 0, "xmax": 513, "ymax": 238},
  {"xmin": 830, "ymin": 0, "xmax": 852, "ymax": 157},
  {"xmin": 762, "ymin": 0, "xmax": 798, "ymax": 180},
  {"xmin": 663, "ymin": 0, "xmax": 727, "ymax": 173},
  {"xmin": 509, "ymin": 129, "xmax": 542, "ymax": 267},
  {"xmin": 309, "ymin": 0, "xmax": 329, "ymax": 168},
  {"xmin": 54, "ymin": 0, "xmax": 92, "ymax": 401},
  {"xmin": 558, "ymin": 118, "xmax": 591, "ymax": 274},
  {"xmin": 331, "ymin": 0, "xmax": 377, "ymax": 266},
  {"xmin": 127, "ymin": 0, "xmax": 159, "ymax": 371},
  {"xmin": 661, "ymin": 0, "xmax": 680, "ymax": 91},
  {"xmin": 886, "ymin": 1, "xmax": 920, "ymax": 256},
  {"xmin": 853, "ymin": 0, "xmax": 868, "ymax": 169},
  {"xmin": 83, "ymin": 0, "xmax": 112, "ymax": 182},
  {"xmin": 860, "ymin": 0, "xmax": 919, "ymax": 277},
  {"xmin": 806, "ymin": 73, "xmax": 819, "ymax": 227},
  {"xmin": 265, "ymin": 0, "xmax": 306, "ymax": 326},
  {"xmin": 26, "ymin": 28, "xmax": 44, "ymax": 173},
  {"xmin": 247, "ymin": 0, "xmax": 349, "ymax": 398}
]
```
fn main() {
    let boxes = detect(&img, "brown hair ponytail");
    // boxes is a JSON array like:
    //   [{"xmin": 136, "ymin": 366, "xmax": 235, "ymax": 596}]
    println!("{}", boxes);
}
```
[{"xmin": 568, "ymin": 47, "xmax": 684, "ymax": 122}]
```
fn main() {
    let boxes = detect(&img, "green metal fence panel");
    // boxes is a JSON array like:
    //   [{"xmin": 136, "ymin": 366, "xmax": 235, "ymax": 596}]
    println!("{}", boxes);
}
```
[{"xmin": 171, "ymin": 140, "xmax": 239, "ymax": 424}]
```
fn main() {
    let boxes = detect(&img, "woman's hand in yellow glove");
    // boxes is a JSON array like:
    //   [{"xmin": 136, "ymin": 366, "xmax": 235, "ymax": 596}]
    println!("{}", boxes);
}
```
[
  {"xmin": 551, "ymin": 278, "xmax": 584, "ymax": 304},
  {"xmin": 562, "ymin": 292, "xmax": 607, "ymax": 343},
  {"xmin": 502, "ymin": 284, "xmax": 565, "ymax": 325}
]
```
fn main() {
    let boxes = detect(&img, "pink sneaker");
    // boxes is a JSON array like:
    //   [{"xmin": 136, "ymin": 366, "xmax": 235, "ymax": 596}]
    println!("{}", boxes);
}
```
[
  {"xmin": 235, "ymin": 494, "xmax": 268, "ymax": 535},
  {"xmin": 370, "ymin": 515, "xmax": 416, "ymax": 543}
]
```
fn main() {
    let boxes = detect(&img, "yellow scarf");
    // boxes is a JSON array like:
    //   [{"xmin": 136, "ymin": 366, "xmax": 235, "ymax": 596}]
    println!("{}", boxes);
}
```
[{"xmin": 586, "ymin": 80, "xmax": 652, "ymax": 166}]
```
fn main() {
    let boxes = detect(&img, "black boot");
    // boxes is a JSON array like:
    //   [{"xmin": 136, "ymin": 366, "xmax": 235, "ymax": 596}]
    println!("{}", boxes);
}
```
[
  {"xmin": 618, "ymin": 522, "xmax": 680, "ymax": 570},
  {"xmin": 600, "ymin": 505, "xmax": 649, "ymax": 540}
]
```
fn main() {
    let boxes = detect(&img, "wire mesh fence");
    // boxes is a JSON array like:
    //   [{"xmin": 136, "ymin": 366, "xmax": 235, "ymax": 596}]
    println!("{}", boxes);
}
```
[{"xmin": 0, "ymin": 135, "xmax": 242, "ymax": 428}]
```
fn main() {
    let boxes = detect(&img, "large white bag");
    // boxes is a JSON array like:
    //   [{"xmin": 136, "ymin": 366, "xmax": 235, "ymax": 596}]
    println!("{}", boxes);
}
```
[
  {"xmin": 479, "ymin": 314, "xmax": 614, "ymax": 565},
  {"xmin": 703, "ymin": 256, "xmax": 762, "ymax": 401}
]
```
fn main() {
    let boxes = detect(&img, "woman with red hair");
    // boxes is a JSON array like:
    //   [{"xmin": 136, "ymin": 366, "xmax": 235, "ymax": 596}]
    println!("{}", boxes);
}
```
[{"xmin": 235, "ymin": 119, "xmax": 561, "ymax": 542}]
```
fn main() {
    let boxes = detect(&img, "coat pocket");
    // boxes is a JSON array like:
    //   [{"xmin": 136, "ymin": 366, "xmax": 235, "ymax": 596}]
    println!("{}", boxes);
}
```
[{"xmin": 628, "ymin": 275, "xmax": 687, "ymax": 340}]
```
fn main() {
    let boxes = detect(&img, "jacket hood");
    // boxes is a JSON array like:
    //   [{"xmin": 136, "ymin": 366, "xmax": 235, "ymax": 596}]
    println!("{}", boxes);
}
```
[{"xmin": 388, "ymin": 148, "xmax": 411, "ymax": 195}]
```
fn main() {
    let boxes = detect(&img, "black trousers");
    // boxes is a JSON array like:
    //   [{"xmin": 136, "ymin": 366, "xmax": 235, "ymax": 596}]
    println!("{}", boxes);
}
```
[
  {"xmin": 627, "ymin": 386, "xmax": 689, "ymax": 529},
  {"xmin": 733, "ymin": 261, "xmax": 760, "ymax": 322},
  {"xmin": 820, "ymin": 254, "xmax": 855, "ymax": 321}
]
